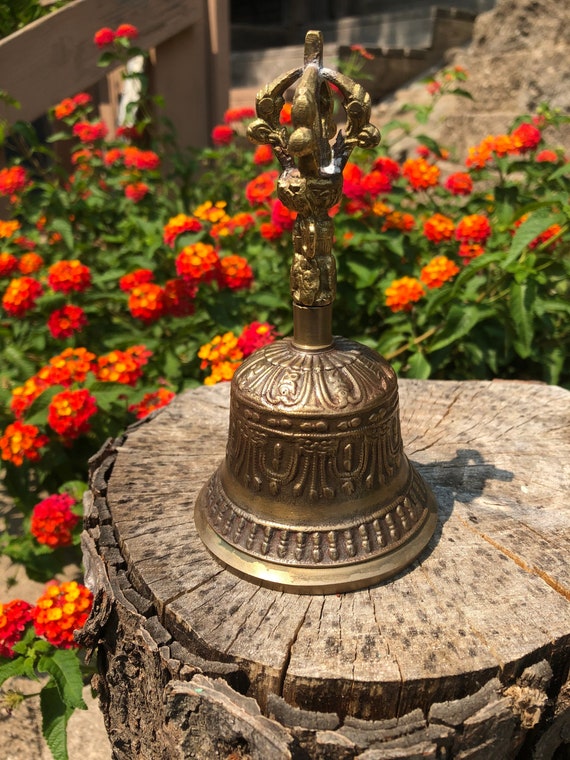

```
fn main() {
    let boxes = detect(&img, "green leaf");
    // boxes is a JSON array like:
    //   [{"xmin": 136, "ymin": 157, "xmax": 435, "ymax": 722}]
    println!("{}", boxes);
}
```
[
  {"xmin": 406, "ymin": 352, "xmax": 432, "ymax": 379},
  {"xmin": 510, "ymin": 280, "xmax": 535, "ymax": 358},
  {"xmin": 37, "ymin": 649, "xmax": 86, "ymax": 710},
  {"xmin": 50, "ymin": 218, "xmax": 74, "ymax": 252},
  {"xmin": 429, "ymin": 304, "xmax": 493, "ymax": 352},
  {"xmin": 0, "ymin": 655, "xmax": 30, "ymax": 686},
  {"xmin": 40, "ymin": 682, "xmax": 73, "ymax": 760},
  {"xmin": 96, "ymin": 51, "xmax": 116, "ymax": 68},
  {"xmin": 346, "ymin": 260, "xmax": 378, "ymax": 288},
  {"xmin": 447, "ymin": 87, "xmax": 474, "ymax": 100},
  {"xmin": 415, "ymin": 134, "xmax": 445, "ymax": 158},
  {"xmin": 504, "ymin": 210, "xmax": 564, "ymax": 266}
]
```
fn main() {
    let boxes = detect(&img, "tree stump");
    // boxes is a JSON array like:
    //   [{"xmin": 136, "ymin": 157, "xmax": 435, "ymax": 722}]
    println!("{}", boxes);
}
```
[{"xmin": 81, "ymin": 379, "xmax": 570, "ymax": 759}]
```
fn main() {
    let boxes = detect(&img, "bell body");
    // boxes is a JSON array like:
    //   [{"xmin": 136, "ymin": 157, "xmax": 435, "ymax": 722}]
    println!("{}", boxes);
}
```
[{"xmin": 194, "ymin": 336, "xmax": 438, "ymax": 593}]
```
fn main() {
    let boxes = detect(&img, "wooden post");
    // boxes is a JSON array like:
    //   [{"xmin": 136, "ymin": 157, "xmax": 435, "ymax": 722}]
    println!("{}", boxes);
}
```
[{"xmin": 81, "ymin": 380, "xmax": 570, "ymax": 759}]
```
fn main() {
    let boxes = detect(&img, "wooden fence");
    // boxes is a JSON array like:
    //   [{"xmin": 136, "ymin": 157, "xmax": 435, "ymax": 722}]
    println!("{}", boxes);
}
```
[{"xmin": 0, "ymin": 0, "xmax": 230, "ymax": 149}]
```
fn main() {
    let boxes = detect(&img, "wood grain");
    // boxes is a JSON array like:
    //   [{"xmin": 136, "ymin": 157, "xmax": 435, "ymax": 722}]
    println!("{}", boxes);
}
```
[{"xmin": 102, "ymin": 379, "xmax": 570, "ymax": 725}]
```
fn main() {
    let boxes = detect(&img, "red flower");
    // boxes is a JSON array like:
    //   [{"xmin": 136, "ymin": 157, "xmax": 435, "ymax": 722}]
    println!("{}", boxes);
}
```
[
  {"xmin": 0, "ymin": 166, "xmax": 28, "ymax": 196},
  {"xmin": 423, "ymin": 213, "xmax": 455, "ymax": 244},
  {"xmin": 342, "ymin": 162, "xmax": 365, "ymax": 200},
  {"xmin": 176, "ymin": 243, "xmax": 220, "ymax": 285},
  {"xmin": 47, "ymin": 305, "xmax": 87, "ymax": 339},
  {"xmin": 260, "ymin": 221, "xmax": 284, "ymax": 240},
  {"xmin": 124, "ymin": 182, "xmax": 149, "ymax": 202},
  {"xmin": 96, "ymin": 345, "xmax": 151, "ymax": 384},
  {"xmin": 253, "ymin": 144, "xmax": 274, "ymax": 165},
  {"xmin": 219, "ymin": 255, "xmax": 254, "ymax": 290},
  {"xmin": 104, "ymin": 148, "xmax": 123, "ymax": 166},
  {"xmin": 456, "ymin": 214, "xmax": 492, "ymax": 244},
  {"xmin": 128, "ymin": 282, "xmax": 166, "ymax": 322},
  {"xmin": 271, "ymin": 199, "xmax": 296, "ymax": 230},
  {"xmin": 211, "ymin": 125, "xmax": 234, "ymax": 146},
  {"xmin": 73, "ymin": 93, "xmax": 92, "ymax": 107},
  {"xmin": 510, "ymin": 122, "xmax": 542, "ymax": 153},
  {"xmin": 31, "ymin": 493, "xmax": 79, "ymax": 548},
  {"xmin": 94, "ymin": 27, "xmax": 115, "ymax": 47},
  {"xmin": 72, "ymin": 121, "xmax": 108, "ymax": 142},
  {"xmin": 237, "ymin": 322, "xmax": 277, "ymax": 356},
  {"xmin": 48, "ymin": 389, "xmax": 97, "ymax": 439},
  {"xmin": 48, "ymin": 260, "xmax": 91, "ymax": 293},
  {"xmin": 372, "ymin": 156, "xmax": 400, "ymax": 180},
  {"xmin": 0, "ymin": 421, "xmax": 48, "ymax": 466},
  {"xmin": 223, "ymin": 107, "xmax": 255, "ymax": 123},
  {"xmin": 54, "ymin": 98, "xmax": 76, "ymax": 120},
  {"xmin": 362, "ymin": 170, "xmax": 392, "ymax": 197},
  {"xmin": 0, "ymin": 252, "xmax": 19, "ymax": 277},
  {"xmin": 115, "ymin": 23, "xmax": 138, "ymax": 39},
  {"xmin": 2, "ymin": 276, "xmax": 43, "ymax": 316},
  {"xmin": 444, "ymin": 172, "xmax": 473, "ymax": 196},
  {"xmin": 0, "ymin": 600, "xmax": 34, "ymax": 658},
  {"xmin": 119, "ymin": 268, "xmax": 154, "ymax": 292},
  {"xmin": 245, "ymin": 171, "xmax": 278, "ymax": 205},
  {"xmin": 458, "ymin": 242, "xmax": 485, "ymax": 264},
  {"xmin": 33, "ymin": 581, "xmax": 93, "ymax": 649},
  {"xmin": 129, "ymin": 388, "xmax": 176, "ymax": 419},
  {"xmin": 41, "ymin": 347, "xmax": 96, "ymax": 386},
  {"xmin": 163, "ymin": 278, "xmax": 197, "ymax": 317},
  {"xmin": 536, "ymin": 149, "xmax": 560, "ymax": 163},
  {"xmin": 123, "ymin": 147, "xmax": 160, "ymax": 170},
  {"xmin": 385, "ymin": 277, "xmax": 424, "ymax": 312}
]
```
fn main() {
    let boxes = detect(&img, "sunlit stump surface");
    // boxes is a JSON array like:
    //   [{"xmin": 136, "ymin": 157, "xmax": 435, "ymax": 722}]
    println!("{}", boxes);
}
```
[{"xmin": 81, "ymin": 379, "xmax": 570, "ymax": 760}]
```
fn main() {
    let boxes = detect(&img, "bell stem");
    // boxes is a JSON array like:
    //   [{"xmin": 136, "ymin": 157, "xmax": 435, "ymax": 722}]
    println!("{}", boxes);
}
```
[{"xmin": 292, "ymin": 302, "xmax": 333, "ymax": 350}]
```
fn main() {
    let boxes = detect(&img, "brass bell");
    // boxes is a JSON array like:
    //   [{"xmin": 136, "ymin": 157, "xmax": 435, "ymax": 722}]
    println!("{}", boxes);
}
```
[{"xmin": 194, "ymin": 31, "xmax": 438, "ymax": 594}]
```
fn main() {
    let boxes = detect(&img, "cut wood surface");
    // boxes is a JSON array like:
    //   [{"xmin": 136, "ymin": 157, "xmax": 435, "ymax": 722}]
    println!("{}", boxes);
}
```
[{"xmin": 83, "ymin": 379, "xmax": 570, "ymax": 758}]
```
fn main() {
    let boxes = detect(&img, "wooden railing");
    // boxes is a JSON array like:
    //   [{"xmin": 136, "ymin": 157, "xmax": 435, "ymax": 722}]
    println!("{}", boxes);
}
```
[{"xmin": 0, "ymin": 0, "xmax": 230, "ymax": 148}]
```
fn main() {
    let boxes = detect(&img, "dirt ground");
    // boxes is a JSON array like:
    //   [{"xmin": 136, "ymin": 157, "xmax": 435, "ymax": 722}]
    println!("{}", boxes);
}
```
[{"xmin": 0, "ymin": 556, "xmax": 112, "ymax": 760}]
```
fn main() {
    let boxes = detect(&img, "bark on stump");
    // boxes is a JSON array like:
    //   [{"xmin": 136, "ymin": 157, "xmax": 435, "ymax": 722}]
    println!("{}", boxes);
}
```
[{"xmin": 80, "ymin": 379, "xmax": 570, "ymax": 759}]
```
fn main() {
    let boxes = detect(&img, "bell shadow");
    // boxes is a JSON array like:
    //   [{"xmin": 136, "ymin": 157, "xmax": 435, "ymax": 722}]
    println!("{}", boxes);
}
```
[{"xmin": 388, "ymin": 448, "xmax": 514, "ymax": 583}]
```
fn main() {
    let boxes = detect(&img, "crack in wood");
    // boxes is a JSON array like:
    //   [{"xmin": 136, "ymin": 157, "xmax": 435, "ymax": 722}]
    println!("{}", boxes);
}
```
[{"xmin": 277, "ymin": 597, "xmax": 314, "ymax": 698}]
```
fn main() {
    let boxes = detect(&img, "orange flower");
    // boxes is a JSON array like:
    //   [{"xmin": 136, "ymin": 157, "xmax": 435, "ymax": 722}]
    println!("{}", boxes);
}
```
[
  {"xmin": 382, "ymin": 211, "xmax": 415, "ymax": 232},
  {"xmin": 529, "ymin": 224, "xmax": 562, "ymax": 250},
  {"xmin": 128, "ymin": 282, "xmax": 166, "ymax": 322},
  {"xmin": 123, "ymin": 147, "xmax": 160, "ymax": 170},
  {"xmin": 420, "ymin": 256, "xmax": 460, "ymax": 289},
  {"xmin": 10, "ymin": 375, "xmax": 49, "ymax": 418},
  {"xmin": 0, "ymin": 166, "xmax": 28, "ymax": 196},
  {"xmin": 350, "ymin": 44, "xmax": 374, "ymax": 60},
  {"xmin": 280, "ymin": 103, "xmax": 292, "ymax": 125},
  {"xmin": 245, "ymin": 171, "xmax": 278, "ymax": 205},
  {"xmin": 41, "ymin": 347, "xmax": 96, "ymax": 386},
  {"xmin": 0, "ymin": 219, "xmax": 21, "ymax": 238},
  {"xmin": 402, "ymin": 157, "xmax": 439, "ymax": 190},
  {"xmin": 0, "ymin": 252, "xmax": 19, "ymax": 277},
  {"xmin": 104, "ymin": 148, "xmax": 123, "ymax": 166},
  {"xmin": 0, "ymin": 599, "xmax": 34, "ymax": 658},
  {"xmin": 47, "ymin": 305, "xmax": 87, "ymax": 338},
  {"xmin": 175, "ymin": 242, "xmax": 220, "ymax": 285},
  {"xmin": 456, "ymin": 214, "xmax": 492, "ymax": 244},
  {"xmin": 128, "ymin": 388, "xmax": 175, "ymax": 419},
  {"xmin": 2, "ymin": 276, "xmax": 43, "ymax": 316},
  {"xmin": 0, "ymin": 421, "xmax": 48, "ymax": 466},
  {"xmin": 31, "ymin": 493, "xmax": 79, "ymax": 548},
  {"xmin": 204, "ymin": 360, "xmax": 240, "ymax": 385},
  {"xmin": 163, "ymin": 214, "xmax": 203, "ymax": 247},
  {"xmin": 33, "ymin": 581, "xmax": 93, "ymax": 648},
  {"xmin": 48, "ymin": 260, "xmax": 91, "ymax": 293},
  {"xmin": 423, "ymin": 213, "xmax": 455, "ymax": 243},
  {"xmin": 385, "ymin": 276, "xmax": 424, "ymax": 312},
  {"xmin": 192, "ymin": 200, "xmax": 230, "ymax": 224},
  {"xmin": 54, "ymin": 98, "xmax": 76, "ymax": 120},
  {"xmin": 96, "ymin": 345, "xmax": 152, "ymax": 385},
  {"xmin": 465, "ymin": 138, "xmax": 494, "ymax": 169},
  {"xmin": 48, "ymin": 388, "xmax": 97, "ymax": 439},
  {"xmin": 218, "ymin": 255, "xmax": 254, "ymax": 290},
  {"xmin": 210, "ymin": 212, "xmax": 256, "ymax": 239},
  {"xmin": 223, "ymin": 107, "xmax": 255, "ymax": 123},
  {"xmin": 253, "ymin": 144, "xmax": 274, "ymax": 165},
  {"xmin": 198, "ymin": 332, "xmax": 243, "ymax": 384}
]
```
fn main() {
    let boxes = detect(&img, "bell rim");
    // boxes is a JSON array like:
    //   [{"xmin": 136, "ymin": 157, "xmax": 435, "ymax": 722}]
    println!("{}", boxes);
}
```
[{"xmin": 194, "ymin": 493, "xmax": 438, "ymax": 594}]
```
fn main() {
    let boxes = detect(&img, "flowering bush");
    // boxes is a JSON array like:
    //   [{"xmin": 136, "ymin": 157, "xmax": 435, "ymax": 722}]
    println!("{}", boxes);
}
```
[{"xmin": 0, "ymin": 27, "xmax": 569, "ymax": 760}]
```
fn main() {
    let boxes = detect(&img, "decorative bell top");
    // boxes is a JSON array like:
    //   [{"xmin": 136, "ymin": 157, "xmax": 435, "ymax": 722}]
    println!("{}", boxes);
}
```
[{"xmin": 194, "ymin": 32, "xmax": 438, "ymax": 594}]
